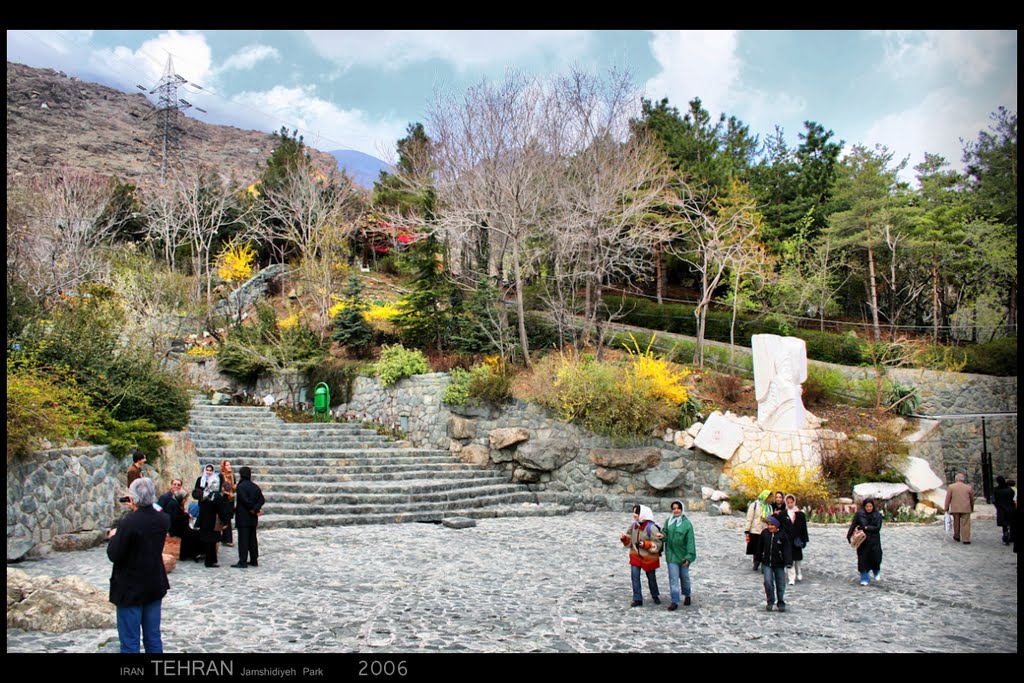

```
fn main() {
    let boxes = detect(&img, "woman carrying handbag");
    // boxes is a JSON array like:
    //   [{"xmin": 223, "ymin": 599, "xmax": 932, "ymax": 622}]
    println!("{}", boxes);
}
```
[{"xmin": 847, "ymin": 498, "xmax": 883, "ymax": 586}]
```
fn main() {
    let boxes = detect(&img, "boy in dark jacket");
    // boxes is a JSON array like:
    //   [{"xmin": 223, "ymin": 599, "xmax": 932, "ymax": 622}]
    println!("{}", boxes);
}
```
[{"xmin": 759, "ymin": 515, "xmax": 793, "ymax": 612}]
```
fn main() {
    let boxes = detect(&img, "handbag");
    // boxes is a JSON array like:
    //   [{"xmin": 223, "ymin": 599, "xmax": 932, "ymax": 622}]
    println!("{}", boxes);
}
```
[{"xmin": 850, "ymin": 528, "xmax": 866, "ymax": 550}]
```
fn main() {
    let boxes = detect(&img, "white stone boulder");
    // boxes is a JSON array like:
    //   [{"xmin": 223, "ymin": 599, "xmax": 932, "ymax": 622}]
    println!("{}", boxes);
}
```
[
  {"xmin": 918, "ymin": 488, "xmax": 947, "ymax": 511},
  {"xmin": 686, "ymin": 422, "xmax": 703, "ymax": 438},
  {"xmin": 899, "ymin": 456, "xmax": 944, "ymax": 493},
  {"xmin": 674, "ymin": 431, "xmax": 695, "ymax": 449},
  {"xmin": 693, "ymin": 412, "xmax": 745, "ymax": 461},
  {"xmin": 701, "ymin": 486, "xmax": 730, "ymax": 501},
  {"xmin": 852, "ymin": 482, "xmax": 910, "ymax": 501}
]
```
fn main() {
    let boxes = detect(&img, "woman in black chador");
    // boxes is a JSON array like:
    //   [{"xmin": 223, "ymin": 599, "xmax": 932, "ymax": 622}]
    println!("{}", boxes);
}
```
[{"xmin": 847, "ymin": 498, "xmax": 883, "ymax": 586}]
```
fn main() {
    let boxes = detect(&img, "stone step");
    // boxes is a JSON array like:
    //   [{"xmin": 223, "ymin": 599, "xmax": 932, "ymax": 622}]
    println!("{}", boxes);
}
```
[
  {"xmin": 190, "ymin": 440, "xmax": 401, "ymax": 450},
  {"xmin": 198, "ymin": 448, "xmax": 453, "ymax": 461},
  {"xmin": 186, "ymin": 424, "xmax": 384, "ymax": 436},
  {"xmin": 244, "ymin": 462, "xmax": 486, "ymax": 477},
  {"xmin": 263, "ymin": 482, "xmax": 524, "ymax": 505},
  {"xmin": 259, "ymin": 502, "xmax": 571, "ymax": 528},
  {"xmin": 262, "ymin": 490, "xmax": 540, "ymax": 516},
  {"xmin": 223, "ymin": 457, "xmax": 465, "ymax": 471},
  {"xmin": 256, "ymin": 469, "xmax": 502, "ymax": 484},
  {"xmin": 259, "ymin": 475, "xmax": 512, "ymax": 493}
]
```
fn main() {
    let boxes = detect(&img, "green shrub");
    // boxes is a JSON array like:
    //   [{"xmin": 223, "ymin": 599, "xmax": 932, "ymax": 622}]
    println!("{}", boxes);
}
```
[
  {"xmin": 959, "ymin": 337, "xmax": 1017, "ymax": 376},
  {"xmin": 306, "ymin": 360, "xmax": 359, "ymax": 406},
  {"xmin": 677, "ymin": 393, "xmax": 704, "ymax": 430},
  {"xmin": 797, "ymin": 329, "xmax": 866, "ymax": 365},
  {"xmin": 375, "ymin": 344, "xmax": 429, "ymax": 386},
  {"xmin": 820, "ymin": 426, "xmax": 909, "ymax": 494},
  {"xmin": 803, "ymin": 365, "xmax": 847, "ymax": 406},
  {"xmin": 466, "ymin": 363, "xmax": 511, "ymax": 403},
  {"xmin": 884, "ymin": 381, "xmax": 920, "ymax": 416},
  {"xmin": 218, "ymin": 304, "xmax": 328, "ymax": 384},
  {"xmin": 16, "ymin": 284, "xmax": 189, "ymax": 433},
  {"xmin": 331, "ymin": 276, "xmax": 374, "ymax": 357},
  {"xmin": 6, "ymin": 360, "xmax": 93, "ymax": 461},
  {"xmin": 442, "ymin": 368, "xmax": 472, "ymax": 407}
]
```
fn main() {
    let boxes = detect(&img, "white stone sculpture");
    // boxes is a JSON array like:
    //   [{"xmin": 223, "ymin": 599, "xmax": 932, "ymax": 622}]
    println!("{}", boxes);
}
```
[{"xmin": 751, "ymin": 334, "xmax": 808, "ymax": 431}]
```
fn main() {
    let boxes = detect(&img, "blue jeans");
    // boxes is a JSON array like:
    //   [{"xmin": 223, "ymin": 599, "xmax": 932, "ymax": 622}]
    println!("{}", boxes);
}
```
[
  {"xmin": 667, "ymin": 562, "xmax": 691, "ymax": 604},
  {"xmin": 762, "ymin": 565, "xmax": 787, "ymax": 607},
  {"xmin": 630, "ymin": 565, "xmax": 659, "ymax": 602},
  {"xmin": 116, "ymin": 599, "xmax": 163, "ymax": 653}
]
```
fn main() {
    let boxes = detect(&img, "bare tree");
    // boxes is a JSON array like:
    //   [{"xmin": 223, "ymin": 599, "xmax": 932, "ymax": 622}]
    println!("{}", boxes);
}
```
[
  {"xmin": 8, "ymin": 167, "xmax": 118, "ymax": 303},
  {"xmin": 427, "ymin": 70, "xmax": 560, "ymax": 365},
  {"xmin": 669, "ymin": 180, "xmax": 762, "ymax": 368}
]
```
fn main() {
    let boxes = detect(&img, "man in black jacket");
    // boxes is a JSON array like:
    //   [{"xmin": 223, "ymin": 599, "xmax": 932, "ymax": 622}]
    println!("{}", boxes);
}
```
[
  {"xmin": 232, "ymin": 466, "xmax": 265, "ymax": 569},
  {"xmin": 760, "ymin": 515, "xmax": 793, "ymax": 613},
  {"xmin": 107, "ymin": 477, "xmax": 170, "ymax": 653}
]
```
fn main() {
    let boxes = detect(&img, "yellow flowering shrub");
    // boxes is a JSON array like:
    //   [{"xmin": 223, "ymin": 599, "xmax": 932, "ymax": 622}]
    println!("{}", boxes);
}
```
[
  {"xmin": 732, "ymin": 462, "xmax": 832, "ymax": 508},
  {"xmin": 185, "ymin": 346, "xmax": 218, "ymax": 357},
  {"xmin": 364, "ymin": 302, "xmax": 401, "ymax": 324},
  {"xmin": 328, "ymin": 298, "xmax": 347, "ymax": 319},
  {"xmin": 623, "ymin": 334, "xmax": 691, "ymax": 404},
  {"xmin": 216, "ymin": 242, "xmax": 256, "ymax": 284},
  {"xmin": 278, "ymin": 313, "xmax": 300, "ymax": 330}
]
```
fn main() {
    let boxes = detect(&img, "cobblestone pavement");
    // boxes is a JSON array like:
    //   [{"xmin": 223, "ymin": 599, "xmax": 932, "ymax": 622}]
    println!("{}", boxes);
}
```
[{"xmin": 7, "ymin": 511, "xmax": 1017, "ymax": 653}]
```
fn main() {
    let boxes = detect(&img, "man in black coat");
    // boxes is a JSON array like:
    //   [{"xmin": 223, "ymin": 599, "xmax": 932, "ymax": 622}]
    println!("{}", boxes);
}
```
[
  {"xmin": 232, "ymin": 466, "xmax": 265, "ymax": 569},
  {"xmin": 107, "ymin": 477, "xmax": 170, "ymax": 653}
]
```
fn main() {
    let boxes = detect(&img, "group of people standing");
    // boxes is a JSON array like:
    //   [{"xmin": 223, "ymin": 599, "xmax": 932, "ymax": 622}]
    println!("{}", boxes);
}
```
[
  {"xmin": 744, "ymin": 490, "xmax": 810, "ymax": 611},
  {"xmin": 107, "ymin": 456, "xmax": 265, "ymax": 653}
]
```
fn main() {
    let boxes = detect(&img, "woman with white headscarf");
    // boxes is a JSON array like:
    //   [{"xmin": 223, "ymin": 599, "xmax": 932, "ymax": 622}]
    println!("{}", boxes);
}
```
[
  {"xmin": 619, "ymin": 504, "xmax": 663, "ymax": 607},
  {"xmin": 196, "ymin": 464, "xmax": 225, "ymax": 567}
]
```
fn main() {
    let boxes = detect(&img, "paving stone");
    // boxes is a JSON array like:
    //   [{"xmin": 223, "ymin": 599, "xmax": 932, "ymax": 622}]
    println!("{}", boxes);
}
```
[{"xmin": 5, "ymin": 512, "xmax": 1015, "ymax": 653}]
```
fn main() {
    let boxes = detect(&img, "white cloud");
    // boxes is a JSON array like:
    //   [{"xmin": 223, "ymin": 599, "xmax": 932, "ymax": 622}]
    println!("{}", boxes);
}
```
[
  {"xmin": 89, "ymin": 30, "xmax": 215, "ymax": 91},
  {"xmin": 643, "ymin": 30, "xmax": 805, "ymax": 138},
  {"xmin": 862, "ymin": 87, "xmax": 994, "ymax": 179},
  {"xmin": 230, "ymin": 85, "xmax": 405, "ymax": 161},
  {"xmin": 644, "ymin": 30, "xmax": 741, "ymax": 116},
  {"xmin": 877, "ymin": 30, "xmax": 1015, "ymax": 86},
  {"xmin": 304, "ymin": 30, "xmax": 591, "ymax": 72},
  {"xmin": 219, "ymin": 44, "xmax": 280, "ymax": 73}
]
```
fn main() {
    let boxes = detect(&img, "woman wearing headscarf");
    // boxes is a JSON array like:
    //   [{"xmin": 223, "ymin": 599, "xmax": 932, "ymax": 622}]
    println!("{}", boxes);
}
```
[
  {"xmin": 779, "ymin": 493, "xmax": 809, "ymax": 585},
  {"xmin": 662, "ymin": 500, "xmax": 696, "ymax": 610},
  {"xmin": 993, "ymin": 476, "xmax": 1015, "ymax": 545},
  {"xmin": 196, "ymin": 464, "xmax": 224, "ymax": 568},
  {"xmin": 772, "ymin": 491, "xmax": 786, "ymax": 516},
  {"xmin": 167, "ymin": 490, "xmax": 203, "ymax": 561},
  {"xmin": 745, "ymin": 490, "xmax": 772, "ymax": 571},
  {"xmin": 619, "ymin": 504, "xmax": 663, "ymax": 607},
  {"xmin": 847, "ymin": 498, "xmax": 883, "ymax": 585},
  {"xmin": 219, "ymin": 460, "xmax": 237, "ymax": 547}
]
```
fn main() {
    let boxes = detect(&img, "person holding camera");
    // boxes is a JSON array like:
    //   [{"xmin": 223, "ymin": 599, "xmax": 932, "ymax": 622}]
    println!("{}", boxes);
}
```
[{"xmin": 107, "ymin": 477, "xmax": 170, "ymax": 653}]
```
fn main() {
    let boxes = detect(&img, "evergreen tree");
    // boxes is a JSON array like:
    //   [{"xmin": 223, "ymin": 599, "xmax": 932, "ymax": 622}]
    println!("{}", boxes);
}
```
[
  {"xmin": 331, "ymin": 275, "xmax": 374, "ymax": 357},
  {"xmin": 391, "ymin": 235, "xmax": 459, "ymax": 352}
]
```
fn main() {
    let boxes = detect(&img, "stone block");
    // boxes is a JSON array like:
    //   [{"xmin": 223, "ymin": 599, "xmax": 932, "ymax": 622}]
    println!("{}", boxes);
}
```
[
  {"xmin": 674, "ymin": 431, "xmax": 695, "ymax": 449},
  {"xmin": 514, "ymin": 440, "xmax": 577, "ymax": 472},
  {"xmin": 693, "ymin": 412, "xmax": 745, "ymax": 461},
  {"xmin": 7, "ymin": 537, "xmax": 34, "ymax": 563},
  {"xmin": 595, "ymin": 468, "xmax": 619, "ymax": 484},
  {"xmin": 490, "ymin": 447, "xmax": 516, "ymax": 464},
  {"xmin": 458, "ymin": 444, "xmax": 491, "ymax": 467},
  {"xmin": 686, "ymin": 422, "xmax": 703, "ymax": 438},
  {"xmin": 701, "ymin": 486, "xmax": 730, "ymax": 501},
  {"xmin": 6, "ymin": 570, "xmax": 116, "ymax": 632},
  {"xmin": 489, "ymin": 427, "xmax": 530, "ymax": 450},
  {"xmin": 919, "ymin": 488, "xmax": 947, "ymax": 510},
  {"xmin": 589, "ymin": 447, "xmax": 661, "ymax": 472},
  {"xmin": 447, "ymin": 416, "xmax": 477, "ymax": 439},
  {"xmin": 512, "ymin": 467, "xmax": 541, "ymax": 483},
  {"xmin": 646, "ymin": 467, "xmax": 685, "ymax": 491},
  {"xmin": 442, "ymin": 517, "xmax": 477, "ymax": 529},
  {"xmin": 51, "ymin": 531, "xmax": 106, "ymax": 552}
]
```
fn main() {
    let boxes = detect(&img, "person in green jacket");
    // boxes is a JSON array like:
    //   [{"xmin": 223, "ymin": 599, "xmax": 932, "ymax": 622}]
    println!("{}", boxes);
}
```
[{"xmin": 661, "ymin": 500, "xmax": 696, "ymax": 610}]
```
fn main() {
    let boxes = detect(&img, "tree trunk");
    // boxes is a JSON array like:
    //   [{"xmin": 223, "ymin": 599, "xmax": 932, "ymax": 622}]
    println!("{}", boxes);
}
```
[
  {"xmin": 729, "ymin": 267, "xmax": 740, "ymax": 373},
  {"xmin": 511, "ymin": 240, "xmax": 530, "ymax": 366},
  {"xmin": 932, "ymin": 246, "xmax": 940, "ymax": 343},
  {"xmin": 655, "ymin": 243, "xmax": 664, "ymax": 305},
  {"xmin": 866, "ymin": 224, "xmax": 881, "ymax": 342}
]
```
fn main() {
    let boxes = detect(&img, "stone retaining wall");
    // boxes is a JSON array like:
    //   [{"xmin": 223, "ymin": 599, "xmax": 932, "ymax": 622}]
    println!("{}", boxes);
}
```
[
  {"xmin": 6, "ymin": 446, "xmax": 124, "ymax": 556},
  {"xmin": 333, "ymin": 374, "xmax": 732, "ymax": 510}
]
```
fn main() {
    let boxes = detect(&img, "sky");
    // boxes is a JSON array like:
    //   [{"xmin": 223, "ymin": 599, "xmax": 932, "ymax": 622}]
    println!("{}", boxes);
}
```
[{"xmin": 6, "ymin": 29, "xmax": 1018, "ymax": 183}]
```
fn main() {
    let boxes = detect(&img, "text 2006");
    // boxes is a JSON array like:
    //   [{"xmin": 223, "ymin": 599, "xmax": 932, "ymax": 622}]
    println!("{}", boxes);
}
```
[{"xmin": 358, "ymin": 660, "xmax": 407, "ymax": 677}]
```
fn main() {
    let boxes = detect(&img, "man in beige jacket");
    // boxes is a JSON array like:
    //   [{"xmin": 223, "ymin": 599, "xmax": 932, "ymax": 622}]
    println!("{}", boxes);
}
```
[{"xmin": 945, "ymin": 473, "xmax": 975, "ymax": 544}]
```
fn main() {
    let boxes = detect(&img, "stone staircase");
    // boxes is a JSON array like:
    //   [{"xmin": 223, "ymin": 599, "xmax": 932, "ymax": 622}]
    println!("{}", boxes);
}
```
[{"xmin": 187, "ymin": 397, "xmax": 570, "ymax": 528}]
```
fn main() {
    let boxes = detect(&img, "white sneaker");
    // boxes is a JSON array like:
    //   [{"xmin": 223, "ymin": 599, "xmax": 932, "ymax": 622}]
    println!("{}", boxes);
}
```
[
  {"xmin": 796, "ymin": 572, "xmax": 802, "ymax": 581},
  {"xmin": 859, "ymin": 580, "xmax": 870, "ymax": 586},
  {"xmin": 788, "ymin": 579, "xmax": 795, "ymax": 586},
  {"xmin": 872, "ymin": 573, "xmax": 881, "ymax": 582}
]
